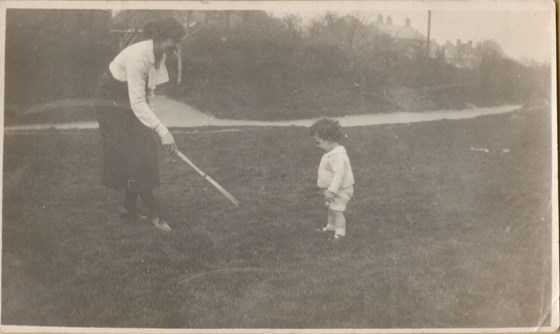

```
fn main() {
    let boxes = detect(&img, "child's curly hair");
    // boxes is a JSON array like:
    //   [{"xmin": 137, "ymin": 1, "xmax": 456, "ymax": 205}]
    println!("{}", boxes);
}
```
[{"xmin": 309, "ymin": 118, "xmax": 342, "ymax": 142}]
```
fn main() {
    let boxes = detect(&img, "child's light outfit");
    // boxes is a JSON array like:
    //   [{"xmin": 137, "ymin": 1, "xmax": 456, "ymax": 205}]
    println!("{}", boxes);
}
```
[{"xmin": 317, "ymin": 145, "xmax": 355, "ymax": 212}]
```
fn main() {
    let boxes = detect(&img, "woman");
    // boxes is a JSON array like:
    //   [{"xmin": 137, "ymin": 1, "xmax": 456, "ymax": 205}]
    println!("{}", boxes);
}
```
[{"xmin": 95, "ymin": 18, "xmax": 185, "ymax": 232}]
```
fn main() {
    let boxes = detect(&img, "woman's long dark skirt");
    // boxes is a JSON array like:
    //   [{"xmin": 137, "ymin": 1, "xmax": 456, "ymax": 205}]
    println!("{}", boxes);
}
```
[{"xmin": 94, "ymin": 72, "xmax": 159, "ymax": 191}]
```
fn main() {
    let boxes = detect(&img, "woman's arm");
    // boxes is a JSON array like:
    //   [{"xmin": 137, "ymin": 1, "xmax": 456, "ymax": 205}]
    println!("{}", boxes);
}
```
[{"xmin": 125, "ymin": 57, "xmax": 169, "ymax": 137}]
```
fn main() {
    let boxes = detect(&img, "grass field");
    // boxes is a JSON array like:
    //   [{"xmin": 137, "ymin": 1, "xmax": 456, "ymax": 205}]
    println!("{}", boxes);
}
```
[{"xmin": 2, "ymin": 107, "xmax": 553, "ymax": 329}]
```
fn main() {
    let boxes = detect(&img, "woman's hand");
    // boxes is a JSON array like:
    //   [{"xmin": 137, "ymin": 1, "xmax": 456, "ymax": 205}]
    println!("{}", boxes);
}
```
[{"xmin": 161, "ymin": 132, "xmax": 177, "ymax": 153}]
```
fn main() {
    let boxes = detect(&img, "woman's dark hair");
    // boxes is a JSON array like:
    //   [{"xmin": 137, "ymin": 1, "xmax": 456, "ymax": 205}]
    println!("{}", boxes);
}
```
[
  {"xmin": 309, "ymin": 118, "xmax": 342, "ymax": 142},
  {"xmin": 143, "ymin": 17, "xmax": 185, "ymax": 42}
]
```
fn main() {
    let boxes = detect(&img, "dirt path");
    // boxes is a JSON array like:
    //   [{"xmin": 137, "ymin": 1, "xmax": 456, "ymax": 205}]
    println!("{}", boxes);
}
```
[{"xmin": 5, "ymin": 96, "xmax": 523, "ymax": 131}]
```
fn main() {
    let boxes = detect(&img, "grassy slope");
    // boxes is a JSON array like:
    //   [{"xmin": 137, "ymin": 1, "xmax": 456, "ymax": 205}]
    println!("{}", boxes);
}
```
[
  {"xmin": 169, "ymin": 78, "xmax": 477, "ymax": 121},
  {"xmin": 2, "ymin": 107, "xmax": 552, "ymax": 328}
]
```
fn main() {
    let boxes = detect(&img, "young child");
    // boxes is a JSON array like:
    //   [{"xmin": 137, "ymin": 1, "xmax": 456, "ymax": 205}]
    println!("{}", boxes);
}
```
[{"xmin": 310, "ymin": 119, "xmax": 355, "ymax": 240}]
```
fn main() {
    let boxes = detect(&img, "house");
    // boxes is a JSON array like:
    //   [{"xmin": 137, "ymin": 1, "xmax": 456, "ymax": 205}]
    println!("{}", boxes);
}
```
[
  {"xmin": 373, "ymin": 14, "xmax": 442, "ymax": 59},
  {"xmin": 375, "ymin": 15, "xmax": 424, "ymax": 40},
  {"xmin": 443, "ymin": 39, "xmax": 479, "ymax": 68}
]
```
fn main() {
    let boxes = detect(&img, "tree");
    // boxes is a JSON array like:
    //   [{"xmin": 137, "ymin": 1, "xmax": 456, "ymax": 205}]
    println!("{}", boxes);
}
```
[{"xmin": 475, "ymin": 39, "xmax": 504, "ymax": 60}]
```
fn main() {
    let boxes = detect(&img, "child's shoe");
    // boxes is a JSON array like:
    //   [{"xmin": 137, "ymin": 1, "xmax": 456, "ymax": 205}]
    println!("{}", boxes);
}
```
[
  {"xmin": 332, "ymin": 234, "xmax": 345, "ymax": 242},
  {"xmin": 315, "ymin": 225, "xmax": 335, "ymax": 233}
]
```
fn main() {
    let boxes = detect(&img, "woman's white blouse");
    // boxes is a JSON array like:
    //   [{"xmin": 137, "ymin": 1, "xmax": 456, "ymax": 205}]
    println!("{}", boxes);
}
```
[{"xmin": 109, "ymin": 40, "xmax": 170, "ymax": 134}]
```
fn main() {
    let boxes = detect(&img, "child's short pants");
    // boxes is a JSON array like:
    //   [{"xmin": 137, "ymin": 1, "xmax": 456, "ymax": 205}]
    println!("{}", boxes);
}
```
[{"xmin": 326, "ymin": 186, "xmax": 354, "ymax": 211}]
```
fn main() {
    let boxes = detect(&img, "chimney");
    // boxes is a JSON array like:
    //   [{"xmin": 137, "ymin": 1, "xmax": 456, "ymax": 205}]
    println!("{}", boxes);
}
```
[
  {"xmin": 387, "ymin": 16, "xmax": 392, "ymax": 25},
  {"xmin": 456, "ymin": 39, "xmax": 461, "ymax": 46},
  {"xmin": 377, "ymin": 13, "xmax": 383, "ymax": 23},
  {"xmin": 468, "ymin": 40, "xmax": 473, "ymax": 47},
  {"xmin": 405, "ymin": 18, "xmax": 410, "ymax": 26}
]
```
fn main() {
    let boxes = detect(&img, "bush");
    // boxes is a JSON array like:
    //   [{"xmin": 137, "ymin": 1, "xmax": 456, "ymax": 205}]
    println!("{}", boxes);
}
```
[
  {"xmin": 5, "ymin": 10, "xmax": 112, "ymax": 111},
  {"xmin": 176, "ymin": 12, "xmax": 549, "ymax": 120}
]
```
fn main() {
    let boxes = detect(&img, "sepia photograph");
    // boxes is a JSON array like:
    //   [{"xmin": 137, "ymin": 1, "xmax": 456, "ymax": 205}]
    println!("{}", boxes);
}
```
[{"xmin": 0, "ymin": 0, "xmax": 557, "ymax": 333}]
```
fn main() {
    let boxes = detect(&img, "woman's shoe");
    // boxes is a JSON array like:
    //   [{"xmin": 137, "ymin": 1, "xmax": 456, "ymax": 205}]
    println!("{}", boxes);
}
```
[{"xmin": 152, "ymin": 217, "xmax": 171, "ymax": 232}]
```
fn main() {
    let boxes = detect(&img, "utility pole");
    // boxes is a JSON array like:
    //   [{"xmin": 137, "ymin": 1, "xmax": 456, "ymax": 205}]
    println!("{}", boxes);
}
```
[{"xmin": 426, "ymin": 10, "xmax": 431, "ymax": 58}]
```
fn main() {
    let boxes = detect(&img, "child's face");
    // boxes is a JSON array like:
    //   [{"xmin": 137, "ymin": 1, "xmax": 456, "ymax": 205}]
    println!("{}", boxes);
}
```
[{"xmin": 313, "ymin": 134, "xmax": 335, "ymax": 152}]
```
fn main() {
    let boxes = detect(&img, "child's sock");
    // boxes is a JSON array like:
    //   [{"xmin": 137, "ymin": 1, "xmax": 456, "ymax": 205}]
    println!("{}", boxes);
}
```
[{"xmin": 335, "ymin": 227, "xmax": 346, "ymax": 237}]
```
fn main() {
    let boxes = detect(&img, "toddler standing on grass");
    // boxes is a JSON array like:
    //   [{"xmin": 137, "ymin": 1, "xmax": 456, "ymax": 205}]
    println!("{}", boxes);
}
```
[{"xmin": 310, "ymin": 119, "xmax": 355, "ymax": 241}]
